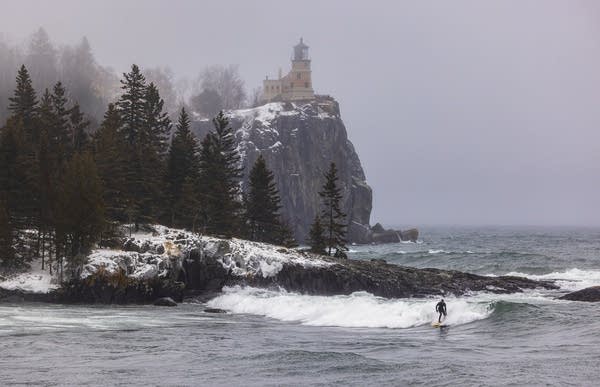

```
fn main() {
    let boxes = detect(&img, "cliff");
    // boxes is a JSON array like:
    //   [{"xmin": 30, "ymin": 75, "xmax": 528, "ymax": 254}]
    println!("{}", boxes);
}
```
[{"xmin": 191, "ymin": 96, "xmax": 373, "ymax": 243}]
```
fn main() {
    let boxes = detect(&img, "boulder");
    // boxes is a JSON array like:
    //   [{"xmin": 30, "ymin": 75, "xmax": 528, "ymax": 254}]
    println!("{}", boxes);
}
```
[
  {"xmin": 400, "ymin": 228, "xmax": 419, "ymax": 242},
  {"xmin": 559, "ymin": 286, "xmax": 600, "ymax": 302},
  {"xmin": 154, "ymin": 297, "xmax": 177, "ymax": 306}
]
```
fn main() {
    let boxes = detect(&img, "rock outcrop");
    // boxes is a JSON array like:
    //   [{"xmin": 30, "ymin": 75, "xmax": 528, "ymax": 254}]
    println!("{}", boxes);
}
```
[
  {"xmin": 0, "ymin": 226, "xmax": 558, "ymax": 304},
  {"xmin": 369, "ymin": 223, "xmax": 419, "ymax": 244},
  {"xmin": 559, "ymin": 286, "xmax": 600, "ymax": 302},
  {"xmin": 191, "ymin": 97, "xmax": 373, "ymax": 243},
  {"xmin": 186, "ymin": 242, "xmax": 557, "ymax": 298}
]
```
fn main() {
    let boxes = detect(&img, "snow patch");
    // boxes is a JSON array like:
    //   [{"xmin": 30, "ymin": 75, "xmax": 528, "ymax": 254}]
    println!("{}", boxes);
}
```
[{"xmin": 0, "ymin": 259, "xmax": 59, "ymax": 294}]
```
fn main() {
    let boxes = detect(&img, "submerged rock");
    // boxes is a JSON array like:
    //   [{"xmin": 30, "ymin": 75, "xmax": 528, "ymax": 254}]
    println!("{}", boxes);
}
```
[
  {"xmin": 154, "ymin": 297, "xmax": 177, "ymax": 306},
  {"xmin": 559, "ymin": 286, "xmax": 600, "ymax": 302},
  {"xmin": 204, "ymin": 308, "xmax": 227, "ymax": 314}
]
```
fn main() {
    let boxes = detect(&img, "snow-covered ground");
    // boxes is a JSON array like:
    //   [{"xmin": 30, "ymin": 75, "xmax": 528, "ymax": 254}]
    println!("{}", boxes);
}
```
[{"xmin": 0, "ymin": 259, "xmax": 60, "ymax": 294}]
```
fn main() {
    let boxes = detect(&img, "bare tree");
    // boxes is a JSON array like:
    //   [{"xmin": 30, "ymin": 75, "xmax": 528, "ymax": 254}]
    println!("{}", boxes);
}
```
[
  {"xmin": 190, "ymin": 64, "xmax": 247, "ymax": 112},
  {"xmin": 143, "ymin": 66, "xmax": 181, "ymax": 119}
]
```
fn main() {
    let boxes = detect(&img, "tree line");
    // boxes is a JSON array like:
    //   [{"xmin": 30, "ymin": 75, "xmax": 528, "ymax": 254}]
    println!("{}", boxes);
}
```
[
  {"xmin": 0, "ymin": 28, "xmax": 256, "ymax": 126},
  {"xmin": 0, "ymin": 63, "xmax": 347, "ymax": 279}
]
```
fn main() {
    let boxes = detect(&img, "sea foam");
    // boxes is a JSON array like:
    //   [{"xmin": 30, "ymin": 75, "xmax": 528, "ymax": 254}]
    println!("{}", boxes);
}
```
[
  {"xmin": 504, "ymin": 268, "xmax": 600, "ymax": 291},
  {"xmin": 207, "ymin": 286, "xmax": 492, "ymax": 329}
]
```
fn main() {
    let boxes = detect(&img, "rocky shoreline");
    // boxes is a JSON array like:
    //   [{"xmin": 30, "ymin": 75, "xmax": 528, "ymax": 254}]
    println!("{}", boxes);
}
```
[{"xmin": 0, "ymin": 226, "xmax": 561, "ymax": 305}]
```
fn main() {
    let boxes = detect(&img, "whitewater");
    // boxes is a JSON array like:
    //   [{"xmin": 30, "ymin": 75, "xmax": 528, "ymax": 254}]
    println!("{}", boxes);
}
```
[{"xmin": 1, "ymin": 226, "xmax": 600, "ymax": 386}]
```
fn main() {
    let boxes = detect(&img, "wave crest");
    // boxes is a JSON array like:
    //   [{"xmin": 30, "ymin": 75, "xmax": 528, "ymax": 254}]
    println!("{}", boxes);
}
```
[{"xmin": 207, "ymin": 286, "xmax": 492, "ymax": 329}]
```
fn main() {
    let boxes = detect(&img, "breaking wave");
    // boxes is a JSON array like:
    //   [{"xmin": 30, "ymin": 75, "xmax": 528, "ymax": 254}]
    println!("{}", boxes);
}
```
[
  {"xmin": 207, "ymin": 286, "xmax": 493, "ymax": 329},
  {"xmin": 504, "ymin": 268, "xmax": 600, "ymax": 291}
]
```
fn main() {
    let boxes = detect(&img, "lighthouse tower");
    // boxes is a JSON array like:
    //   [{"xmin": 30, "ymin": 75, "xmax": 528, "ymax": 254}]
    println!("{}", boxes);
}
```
[{"xmin": 262, "ymin": 38, "xmax": 316, "ymax": 103}]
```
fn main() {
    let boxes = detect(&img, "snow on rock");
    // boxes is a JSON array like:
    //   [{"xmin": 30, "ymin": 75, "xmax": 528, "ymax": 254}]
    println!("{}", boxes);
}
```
[
  {"xmin": 0, "ymin": 259, "xmax": 59, "ymax": 294},
  {"xmin": 82, "ymin": 225, "xmax": 200, "ymax": 280},
  {"xmin": 82, "ymin": 225, "xmax": 331, "ymax": 281},
  {"xmin": 205, "ymin": 237, "xmax": 332, "ymax": 278}
]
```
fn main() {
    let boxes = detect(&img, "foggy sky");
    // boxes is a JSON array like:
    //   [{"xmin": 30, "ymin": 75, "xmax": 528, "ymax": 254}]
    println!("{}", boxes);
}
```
[{"xmin": 2, "ymin": 0, "xmax": 600, "ymax": 227}]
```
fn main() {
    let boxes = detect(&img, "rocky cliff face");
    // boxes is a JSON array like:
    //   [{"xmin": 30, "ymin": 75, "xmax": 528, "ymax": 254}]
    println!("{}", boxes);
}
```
[{"xmin": 191, "ymin": 96, "xmax": 373, "ymax": 243}]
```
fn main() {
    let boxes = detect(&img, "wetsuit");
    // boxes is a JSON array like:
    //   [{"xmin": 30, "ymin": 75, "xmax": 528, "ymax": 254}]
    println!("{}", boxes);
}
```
[{"xmin": 435, "ymin": 300, "xmax": 447, "ymax": 323}]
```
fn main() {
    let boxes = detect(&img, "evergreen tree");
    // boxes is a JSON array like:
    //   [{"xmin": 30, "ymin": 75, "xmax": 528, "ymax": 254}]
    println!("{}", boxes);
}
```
[
  {"xmin": 69, "ymin": 103, "xmax": 90, "ymax": 152},
  {"xmin": 198, "ymin": 111, "xmax": 243, "ymax": 237},
  {"xmin": 165, "ymin": 107, "xmax": 199, "ymax": 227},
  {"xmin": 308, "ymin": 215, "xmax": 326, "ymax": 255},
  {"xmin": 0, "ymin": 195, "xmax": 16, "ymax": 270},
  {"xmin": 50, "ymin": 81, "xmax": 72, "ymax": 163},
  {"xmin": 8, "ymin": 65, "xmax": 38, "ymax": 131},
  {"xmin": 275, "ymin": 218, "xmax": 298, "ymax": 248},
  {"xmin": 143, "ymin": 82, "xmax": 171, "ymax": 157},
  {"xmin": 37, "ymin": 90, "xmax": 58, "ymax": 268},
  {"xmin": 0, "ymin": 118, "xmax": 36, "ymax": 232},
  {"xmin": 6, "ymin": 66, "xmax": 40, "ymax": 232},
  {"xmin": 117, "ymin": 64, "xmax": 146, "ymax": 146},
  {"xmin": 115, "ymin": 64, "xmax": 148, "ymax": 225},
  {"xmin": 55, "ymin": 151, "xmax": 105, "ymax": 280},
  {"xmin": 245, "ymin": 154, "xmax": 282, "ymax": 243},
  {"xmin": 93, "ymin": 103, "xmax": 128, "ymax": 221},
  {"xmin": 0, "ymin": 119, "xmax": 31, "ymax": 268},
  {"xmin": 178, "ymin": 176, "xmax": 201, "ymax": 231},
  {"xmin": 318, "ymin": 162, "xmax": 347, "ymax": 257},
  {"xmin": 136, "ymin": 82, "xmax": 171, "ymax": 222}
]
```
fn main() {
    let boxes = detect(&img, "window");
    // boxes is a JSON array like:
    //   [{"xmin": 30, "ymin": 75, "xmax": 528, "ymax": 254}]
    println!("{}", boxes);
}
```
[
  {"xmin": 297, "ymin": 73, "xmax": 301, "ymax": 80},
  {"xmin": 305, "ymin": 82, "xmax": 309, "ymax": 88},
  {"xmin": 290, "ymin": 83, "xmax": 293, "ymax": 88}
]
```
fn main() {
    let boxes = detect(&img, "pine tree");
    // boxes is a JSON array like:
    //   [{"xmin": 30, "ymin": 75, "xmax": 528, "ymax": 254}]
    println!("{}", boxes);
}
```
[
  {"xmin": 37, "ymin": 89, "xmax": 58, "ymax": 269},
  {"xmin": 50, "ymin": 81, "xmax": 72, "ymax": 163},
  {"xmin": 318, "ymin": 162, "xmax": 347, "ymax": 257},
  {"xmin": 178, "ymin": 176, "xmax": 201, "ymax": 231},
  {"xmin": 55, "ymin": 151, "xmax": 105, "ymax": 280},
  {"xmin": 165, "ymin": 107, "xmax": 200, "ymax": 228},
  {"xmin": 6, "ymin": 66, "xmax": 42, "ymax": 237},
  {"xmin": 275, "ymin": 218, "xmax": 298, "ymax": 248},
  {"xmin": 8, "ymin": 65, "xmax": 38, "ymax": 131},
  {"xmin": 69, "ymin": 103, "xmax": 90, "ymax": 152},
  {"xmin": 115, "ymin": 64, "xmax": 148, "ymax": 226},
  {"xmin": 308, "ymin": 215, "xmax": 326, "ymax": 255},
  {"xmin": 136, "ymin": 82, "xmax": 171, "ymax": 222},
  {"xmin": 117, "ymin": 64, "xmax": 147, "ymax": 146},
  {"xmin": 245, "ymin": 154, "xmax": 282, "ymax": 243},
  {"xmin": 0, "ymin": 195, "xmax": 16, "ymax": 270},
  {"xmin": 93, "ymin": 103, "xmax": 128, "ymax": 222},
  {"xmin": 198, "ymin": 111, "xmax": 243, "ymax": 237},
  {"xmin": 143, "ymin": 83, "xmax": 171, "ymax": 158},
  {"xmin": 0, "ymin": 119, "xmax": 30, "ymax": 268}
]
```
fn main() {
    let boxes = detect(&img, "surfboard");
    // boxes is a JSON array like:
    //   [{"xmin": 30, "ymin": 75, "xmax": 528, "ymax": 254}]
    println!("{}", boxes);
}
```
[{"xmin": 432, "ymin": 322, "xmax": 449, "ymax": 328}]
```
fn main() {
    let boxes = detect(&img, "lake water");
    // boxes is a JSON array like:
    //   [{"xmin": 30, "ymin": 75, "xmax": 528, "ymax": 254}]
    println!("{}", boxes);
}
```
[{"xmin": 1, "ymin": 226, "xmax": 600, "ymax": 386}]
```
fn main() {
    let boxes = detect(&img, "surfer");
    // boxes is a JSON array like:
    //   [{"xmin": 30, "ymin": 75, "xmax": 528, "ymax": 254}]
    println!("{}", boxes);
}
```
[{"xmin": 435, "ymin": 299, "xmax": 447, "ymax": 323}]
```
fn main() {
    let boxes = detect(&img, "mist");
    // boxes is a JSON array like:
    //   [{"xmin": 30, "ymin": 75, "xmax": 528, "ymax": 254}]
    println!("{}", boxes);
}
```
[{"xmin": 2, "ymin": 0, "xmax": 600, "ymax": 227}]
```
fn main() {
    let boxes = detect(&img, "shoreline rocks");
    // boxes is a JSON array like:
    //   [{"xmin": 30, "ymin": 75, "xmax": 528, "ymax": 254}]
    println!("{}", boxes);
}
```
[
  {"xmin": 559, "ymin": 286, "xmax": 600, "ymax": 302},
  {"xmin": 0, "ymin": 226, "xmax": 559, "ymax": 305}
]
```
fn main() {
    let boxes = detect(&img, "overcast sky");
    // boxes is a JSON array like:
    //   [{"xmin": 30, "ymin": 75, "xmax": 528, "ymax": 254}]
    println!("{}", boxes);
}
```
[{"xmin": 2, "ymin": 0, "xmax": 600, "ymax": 227}]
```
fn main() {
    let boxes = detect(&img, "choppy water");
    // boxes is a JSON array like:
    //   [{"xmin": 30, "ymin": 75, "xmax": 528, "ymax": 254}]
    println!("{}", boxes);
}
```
[{"xmin": 2, "ymin": 226, "xmax": 600, "ymax": 386}]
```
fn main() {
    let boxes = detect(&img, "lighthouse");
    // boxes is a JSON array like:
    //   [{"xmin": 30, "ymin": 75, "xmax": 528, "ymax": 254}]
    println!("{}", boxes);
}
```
[{"xmin": 262, "ymin": 38, "xmax": 316, "ymax": 103}]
